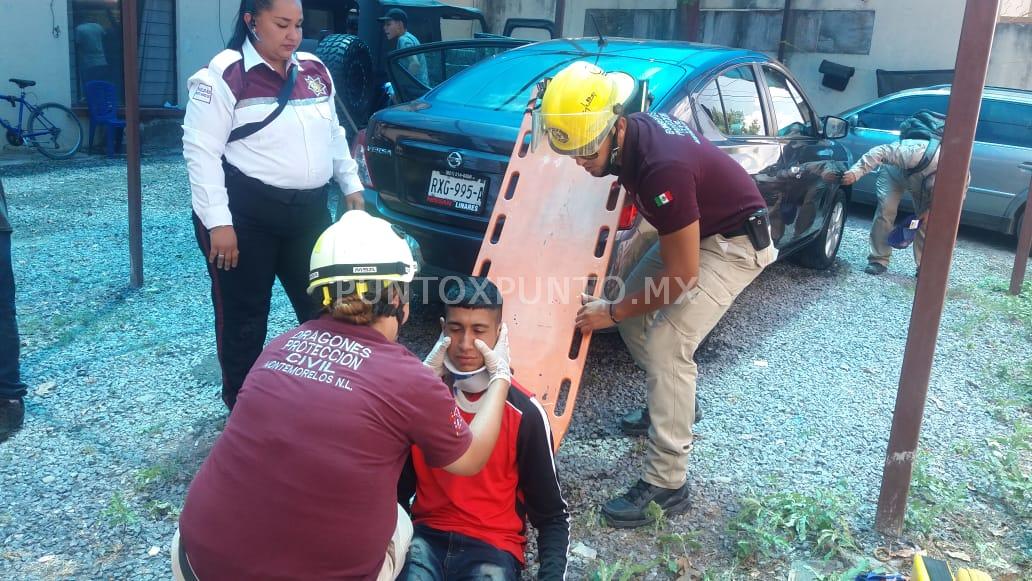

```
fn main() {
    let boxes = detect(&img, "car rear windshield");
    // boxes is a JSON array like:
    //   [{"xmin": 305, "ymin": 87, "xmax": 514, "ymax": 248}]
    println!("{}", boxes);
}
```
[{"xmin": 430, "ymin": 52, "xmax": 687, "ymax": 113}]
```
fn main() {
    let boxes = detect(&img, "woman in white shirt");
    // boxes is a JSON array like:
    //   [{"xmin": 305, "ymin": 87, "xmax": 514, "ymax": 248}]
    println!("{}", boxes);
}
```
[{"xmin": 182, "ymin": 0, "xmax": 363, "ymax": 409}]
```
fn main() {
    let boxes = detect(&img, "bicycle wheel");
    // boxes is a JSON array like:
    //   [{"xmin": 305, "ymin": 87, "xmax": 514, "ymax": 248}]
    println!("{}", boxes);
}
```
[{"xmin": 28, "ymin": 103, "xmax": 83, "ymax": 159}]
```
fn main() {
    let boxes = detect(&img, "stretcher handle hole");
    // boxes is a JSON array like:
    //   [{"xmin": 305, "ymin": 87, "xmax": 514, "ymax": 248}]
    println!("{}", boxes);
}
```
[
  {"xmin": 478, "ymin": 260, "xmax": 491, "ymax": 277},
  {"xmin": 554, "ymin": 378, "xmax": 572, "ymax": 416},
  {"xmin": 518, "ymin": 132, "xmax": 531, "ymax": 158},
  {"xmin": 490, "ymin": 215, "xmax": 506, "ymax": 244},
  {"xmin": 568, "ymin": 328, "xmax": 583, "ymax": 360},
  {"xmin": 594, "ymin": 226, "xmax": 610, "ymax": 258},
  {"xmin": 605, "ymin": 181, "xmax": 621, "ymax": 211},
  {"xmin": 503, "ymin": 173, "xmax": 520, "ymax": 201}
]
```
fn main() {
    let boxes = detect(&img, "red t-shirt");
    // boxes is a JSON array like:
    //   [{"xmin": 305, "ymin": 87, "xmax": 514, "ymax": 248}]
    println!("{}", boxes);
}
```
[
  {"xmin": 619, "ymin": 112, "xmax": 765, "ymax": 237},
  {"xmin": 402, "ymin": 381, "xmax": 570, "ymax": 578},
  {"xmin": 179, "ymin": 317, "xmax": 472, "ymax": 580}
]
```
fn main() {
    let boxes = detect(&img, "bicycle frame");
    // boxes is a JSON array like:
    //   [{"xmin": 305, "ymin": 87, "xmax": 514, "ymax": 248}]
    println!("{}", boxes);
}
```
[{"xmin": 0, "ymin": 91, "xmax": 51, "ymax": 141}]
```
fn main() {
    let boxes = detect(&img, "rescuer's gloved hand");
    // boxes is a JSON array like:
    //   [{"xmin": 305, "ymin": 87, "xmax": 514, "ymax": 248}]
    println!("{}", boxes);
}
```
[
  {"xmin": 422, "ymin": 324, "xmax": 451, "ymax": 377},
  {"xmin": 474, "ymin": 323, "xmax": 511, "ymax": 385}
]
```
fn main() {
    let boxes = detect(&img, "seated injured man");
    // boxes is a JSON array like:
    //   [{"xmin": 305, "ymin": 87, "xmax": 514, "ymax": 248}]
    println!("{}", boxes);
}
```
[{"xmin": 398, "ymin": 276, "xmax": 571, "ymax": 580}]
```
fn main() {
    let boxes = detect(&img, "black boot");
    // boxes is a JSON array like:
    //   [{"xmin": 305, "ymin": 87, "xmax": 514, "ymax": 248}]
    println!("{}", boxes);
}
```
[
  {"xmin": 601, "ymin": 479, "xmax": 691, "ymax": 528},
  {"xmin": 619, "ymin": 399, "xmax": 701, "ymax": 436},
  {"xmin": 0, "ymin": 398, "xmax": 24, "ymax": 442}
]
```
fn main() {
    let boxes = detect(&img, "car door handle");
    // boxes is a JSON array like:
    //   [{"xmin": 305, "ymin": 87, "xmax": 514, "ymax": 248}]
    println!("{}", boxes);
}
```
[{"xmin": 817, "ymin": 148, "xmax": 834, "ymax": 158}]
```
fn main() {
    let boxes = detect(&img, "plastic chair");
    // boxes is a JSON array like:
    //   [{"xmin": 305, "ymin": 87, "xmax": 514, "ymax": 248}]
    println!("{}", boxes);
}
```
[{"xmin": 84, "ymin": 81, "xmax": 126, "ymax": 157}]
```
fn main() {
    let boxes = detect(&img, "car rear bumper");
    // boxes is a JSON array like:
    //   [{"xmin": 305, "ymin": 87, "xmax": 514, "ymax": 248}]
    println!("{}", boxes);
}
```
[{"xmin": 364, "ymin": 188, "xmax": 481, "ymax": 276}]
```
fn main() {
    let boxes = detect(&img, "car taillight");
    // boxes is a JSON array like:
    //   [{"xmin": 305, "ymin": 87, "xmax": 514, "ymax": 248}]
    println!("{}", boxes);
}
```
[
  {"xmin": 618, "ymin": 203, "xmax": 638, "ymax": 231},
  {"xmin": 354, "ymin": 129, "xmax": 374, "ymax": 189}
]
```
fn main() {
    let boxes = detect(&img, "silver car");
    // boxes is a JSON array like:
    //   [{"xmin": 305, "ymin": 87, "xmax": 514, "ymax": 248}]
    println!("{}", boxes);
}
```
[{"xmin": 837, "ymin": 85, "xmax": 1032, "ymax": 237}]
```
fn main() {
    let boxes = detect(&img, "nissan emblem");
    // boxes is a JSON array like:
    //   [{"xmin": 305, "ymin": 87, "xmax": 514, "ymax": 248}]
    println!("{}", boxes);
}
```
[{"xmin": 447, "ymin": 151, "xmax": 463, "ymax": 169}]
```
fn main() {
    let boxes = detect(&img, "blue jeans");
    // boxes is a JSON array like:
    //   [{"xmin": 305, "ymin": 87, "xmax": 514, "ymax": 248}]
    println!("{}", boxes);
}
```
[
  {"xmin": 0, "ymin": 232, "xmax": 26, "ymax": 400},
  {"xmin": 399, "ymin": 525, "xmax": 521, "ymax": 581}
]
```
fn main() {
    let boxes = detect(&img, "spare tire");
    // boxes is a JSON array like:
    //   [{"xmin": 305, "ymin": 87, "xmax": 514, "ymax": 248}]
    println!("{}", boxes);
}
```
[{"xmin": 315, "ymin": 34, "xmax": 373, "ymax": 127}]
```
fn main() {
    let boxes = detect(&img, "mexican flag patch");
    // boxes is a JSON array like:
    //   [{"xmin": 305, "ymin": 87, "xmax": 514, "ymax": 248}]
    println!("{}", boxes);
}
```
[{"xmin": 654, "ymin": 191, "xmax": 673, "ymax": 207}]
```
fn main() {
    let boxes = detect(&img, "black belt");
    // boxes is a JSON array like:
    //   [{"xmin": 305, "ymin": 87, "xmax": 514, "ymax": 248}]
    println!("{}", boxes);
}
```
[
  {"xmin": 222, "ymin": 159, "xmax": 328, "ymax": 205},
  {"xmin": 177, "ymin": 533, "xmax": 200, "ymax": 581},
  {"xmin": 721, "ymin": 225, "xmax": 748, "ymax": 238}
]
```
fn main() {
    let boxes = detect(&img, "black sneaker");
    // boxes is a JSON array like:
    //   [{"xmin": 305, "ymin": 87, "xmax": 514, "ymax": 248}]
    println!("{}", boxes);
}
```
[
  {"xmin": 619, "ymin": 400, "xmax": 702, "ymax": 436},
  {"xmin": 0, "ymin": 399, "xmax": 24, "ymax": 443},
  {"xmin": 601, "ymin": 479, "xmax": 691, "ymax": 528},
  {"xmin": 864, "ymin": 262, "xmax": 888, "ymax": 275}
]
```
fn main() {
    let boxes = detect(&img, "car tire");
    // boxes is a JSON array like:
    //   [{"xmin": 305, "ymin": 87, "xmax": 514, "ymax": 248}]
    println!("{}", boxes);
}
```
[
  {"xmin": 315, "ymin": 34, "xmax": 373, "ymax": 128},
  {"xmin": 791, "ymin": 189, "xmax": 847, "ymax": 270}
]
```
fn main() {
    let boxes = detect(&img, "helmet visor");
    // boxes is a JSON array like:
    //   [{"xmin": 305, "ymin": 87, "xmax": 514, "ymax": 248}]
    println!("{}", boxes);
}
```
[{"xmin": 539, "ymin": 110, "xmax": 619, "ymax": 157}]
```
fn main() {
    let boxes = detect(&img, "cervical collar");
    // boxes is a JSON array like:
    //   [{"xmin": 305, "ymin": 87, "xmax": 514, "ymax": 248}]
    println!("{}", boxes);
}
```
[{"xmin": 444, "ymin": 355, "xmax": 491, "ymax": 394}]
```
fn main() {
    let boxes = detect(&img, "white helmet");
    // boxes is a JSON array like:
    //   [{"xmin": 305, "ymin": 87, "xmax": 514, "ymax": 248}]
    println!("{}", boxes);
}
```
[{"xmin": 307, "ymin": 210, "xmax": 418, "ymax": 296}]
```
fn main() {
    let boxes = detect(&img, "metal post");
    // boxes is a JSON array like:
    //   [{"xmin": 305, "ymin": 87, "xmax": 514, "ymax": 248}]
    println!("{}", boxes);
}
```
[
  {"xmin": 554, "ymin": 0, "xmax": 566, "ymax": 38},
  {"xmin": 875, "ymin": 0, "xmax": 1000, "ymax": 535},
  {"xmin": 680, "ymin": 0, "xmax": 701, "ymax": 42},
  {"xmin": 122, "ymin": 0, "xmax": 143, "ymax": 288},
  {"xmin": 1009, "ymin": 163, "xmax": 1032, "ymax": 295},
  {"xmin": 777, "ymin": 0, "xmax": 793, "ymax": 62}
]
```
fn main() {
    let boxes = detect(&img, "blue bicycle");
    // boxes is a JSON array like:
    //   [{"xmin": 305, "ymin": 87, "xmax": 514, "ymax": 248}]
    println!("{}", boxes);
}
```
[{"xmin": 1, "ymin": 78, "xmax": 83, "ymax": 159}]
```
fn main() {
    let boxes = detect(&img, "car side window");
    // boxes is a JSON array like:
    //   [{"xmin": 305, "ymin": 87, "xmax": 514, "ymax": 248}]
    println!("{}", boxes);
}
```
[
  {"xmin": 763, "ymin": 67, "xmax": 815, "ymax": 137},
  {"xmin": 855, "ymin": 95, "xmax": 949, "ymax": 131},
  {"xmin": 692, "ymin": 66, "xmax": 766, "ymax": 137},
  {"xmin": 975, "ymin": 100, "xmax": 1032, "ymax": 148}
]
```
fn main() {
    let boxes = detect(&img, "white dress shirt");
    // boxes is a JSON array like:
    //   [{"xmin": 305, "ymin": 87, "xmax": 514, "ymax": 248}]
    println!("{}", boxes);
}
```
[{"xmin": 183, "ymin": 38, "xmax": 362, "ymax": 229}]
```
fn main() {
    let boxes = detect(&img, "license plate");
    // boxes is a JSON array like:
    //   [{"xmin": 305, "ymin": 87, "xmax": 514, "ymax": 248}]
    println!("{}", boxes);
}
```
[{"xmin": 426, "ymin": 170, "xmax": 488, "ymax": 215}]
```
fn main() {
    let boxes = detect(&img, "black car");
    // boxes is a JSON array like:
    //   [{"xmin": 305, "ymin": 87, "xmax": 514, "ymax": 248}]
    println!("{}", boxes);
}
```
[{"xmin": 355, "ymin": 38, "xmax": 851, "ymax": 283}]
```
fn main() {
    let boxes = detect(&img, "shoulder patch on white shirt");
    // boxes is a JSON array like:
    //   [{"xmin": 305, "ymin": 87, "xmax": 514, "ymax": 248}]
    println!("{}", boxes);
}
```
[{"xmin": 192, "ymin": 83, "xmax": 213, "ymax": 104}]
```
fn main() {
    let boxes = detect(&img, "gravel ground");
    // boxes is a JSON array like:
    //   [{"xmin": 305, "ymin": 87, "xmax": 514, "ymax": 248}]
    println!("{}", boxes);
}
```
[{"xmin": 0, "ymin": 154, "xmax": 1028, "ymax": 580}]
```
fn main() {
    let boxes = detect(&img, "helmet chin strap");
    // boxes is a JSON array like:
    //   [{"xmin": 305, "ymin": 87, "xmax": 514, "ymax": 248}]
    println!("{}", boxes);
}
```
[
  {"xmin": 443, "ymin": 356, "xmax": 491, "ymax": 394},
  {"xmin": 603, "ymin": 127, "xmax": 621, "ymax": 176},
  {"xmin": 604, "ymin": 144, "xmax": 621, "ymax": 176}
]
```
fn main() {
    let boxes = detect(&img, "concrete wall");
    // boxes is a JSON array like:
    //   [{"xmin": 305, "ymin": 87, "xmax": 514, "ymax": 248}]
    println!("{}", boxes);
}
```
[
  {"xmin": 534, "ymin": 0, "xmax": 1031, "ymax": 116},
  {"xmin": 176, "ymin": 1, "xmax": 239, "ymax": 100},
  {"xmin": 0, "ymin": 0, "xmax": 73, "ymax": 110},
  {"xmin": 988, "ymin": 22, "xmax": 1032, "ymax": 89},
  {"xmin": 776, "ymin": 0, "xmax": 966, "ymax": 115},
  {"xmin": 473, "ymin": 0, "xmax": 556, "ymax": 39}
]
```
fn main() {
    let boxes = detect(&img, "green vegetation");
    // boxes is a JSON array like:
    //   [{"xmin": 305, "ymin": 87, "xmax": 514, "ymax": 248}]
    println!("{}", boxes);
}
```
[
  {"xmin": 905, "ymin": 451, "xmax": 969, "ymax": 535},
  {"xmin": 644, "ymin": 500, "xmax": 667, "ymax": 534},
  {"xmin": 977, "ymin": 421, "xmax": 1031, "ymax": 518},
  {"xmin": 727, "ymin": 487, "xmax": 857, "ymax": 564},
  {"xmin": 135, "ymin": 462, "xmax": 178, "ymax": 490},
  {"xmin": 590, "ymin": 558, "xmax": 657, "ymax": 581},
  {"xmin": 101, "ymin": 492, "xmax": 138, "ymax": 529}
]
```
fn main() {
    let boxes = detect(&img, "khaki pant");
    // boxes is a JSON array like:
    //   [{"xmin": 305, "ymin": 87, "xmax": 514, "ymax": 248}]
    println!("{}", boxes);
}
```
[
  {"xmin": 617, "ymin": 234, "xmax": 775, "ymax": 489},
  {"xmin": 868, "ymin": 166, "xmax": 933, "ymax": 268},
  {"xmin": 171, "ymin": 504, "xmax": 414, "ymax": 580}
]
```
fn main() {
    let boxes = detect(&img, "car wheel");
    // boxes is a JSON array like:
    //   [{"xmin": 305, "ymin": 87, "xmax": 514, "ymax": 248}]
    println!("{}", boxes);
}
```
[
  {"xmin": 791, "ymin": 189, "xmax": 846, "ymax": 270},
  {"xmin": 315, "ymin": 34, "xmax": 373, "ymax": 127}
]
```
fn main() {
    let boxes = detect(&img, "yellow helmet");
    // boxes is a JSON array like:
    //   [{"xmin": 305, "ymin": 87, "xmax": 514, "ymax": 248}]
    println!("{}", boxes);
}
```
[
  {"xmin": 539, "ymin": 61, "xmax": 635, "ymax": 157},
  {"xmin": 307, "ymin": 210, "xmax": 417, "ymax": 296}
]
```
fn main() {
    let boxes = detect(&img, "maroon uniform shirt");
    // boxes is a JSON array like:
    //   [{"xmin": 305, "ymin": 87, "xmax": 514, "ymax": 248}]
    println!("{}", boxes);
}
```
[
  {"xmin": 179, "ymin": 317, "xmax": 472, "ymax": 580},
  {"xmin": 619, "ymin": 112, "xmax": 765, "ymax": 237}
]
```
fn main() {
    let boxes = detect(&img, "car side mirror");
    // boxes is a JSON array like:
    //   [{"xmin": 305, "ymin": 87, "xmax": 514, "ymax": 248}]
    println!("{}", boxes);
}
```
[{"xmin": 823, "ymin": 116, "xmax": 848, "ymax": 139}]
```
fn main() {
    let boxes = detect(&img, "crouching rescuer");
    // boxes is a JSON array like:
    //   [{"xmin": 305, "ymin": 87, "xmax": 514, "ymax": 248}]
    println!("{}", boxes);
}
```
[
  {"xmin": 171, "ymin": 211, "xmax": 512, "ymax": 580},
  {"xmin": 538, "ymin": 61, "xmax": 777, "ymax": 528}
]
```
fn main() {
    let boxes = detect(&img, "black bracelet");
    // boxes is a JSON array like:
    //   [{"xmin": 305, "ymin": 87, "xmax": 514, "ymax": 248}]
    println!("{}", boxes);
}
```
[{"xmin": 608, "ymin": 301, "xmax": 620, "ymax": 324}]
